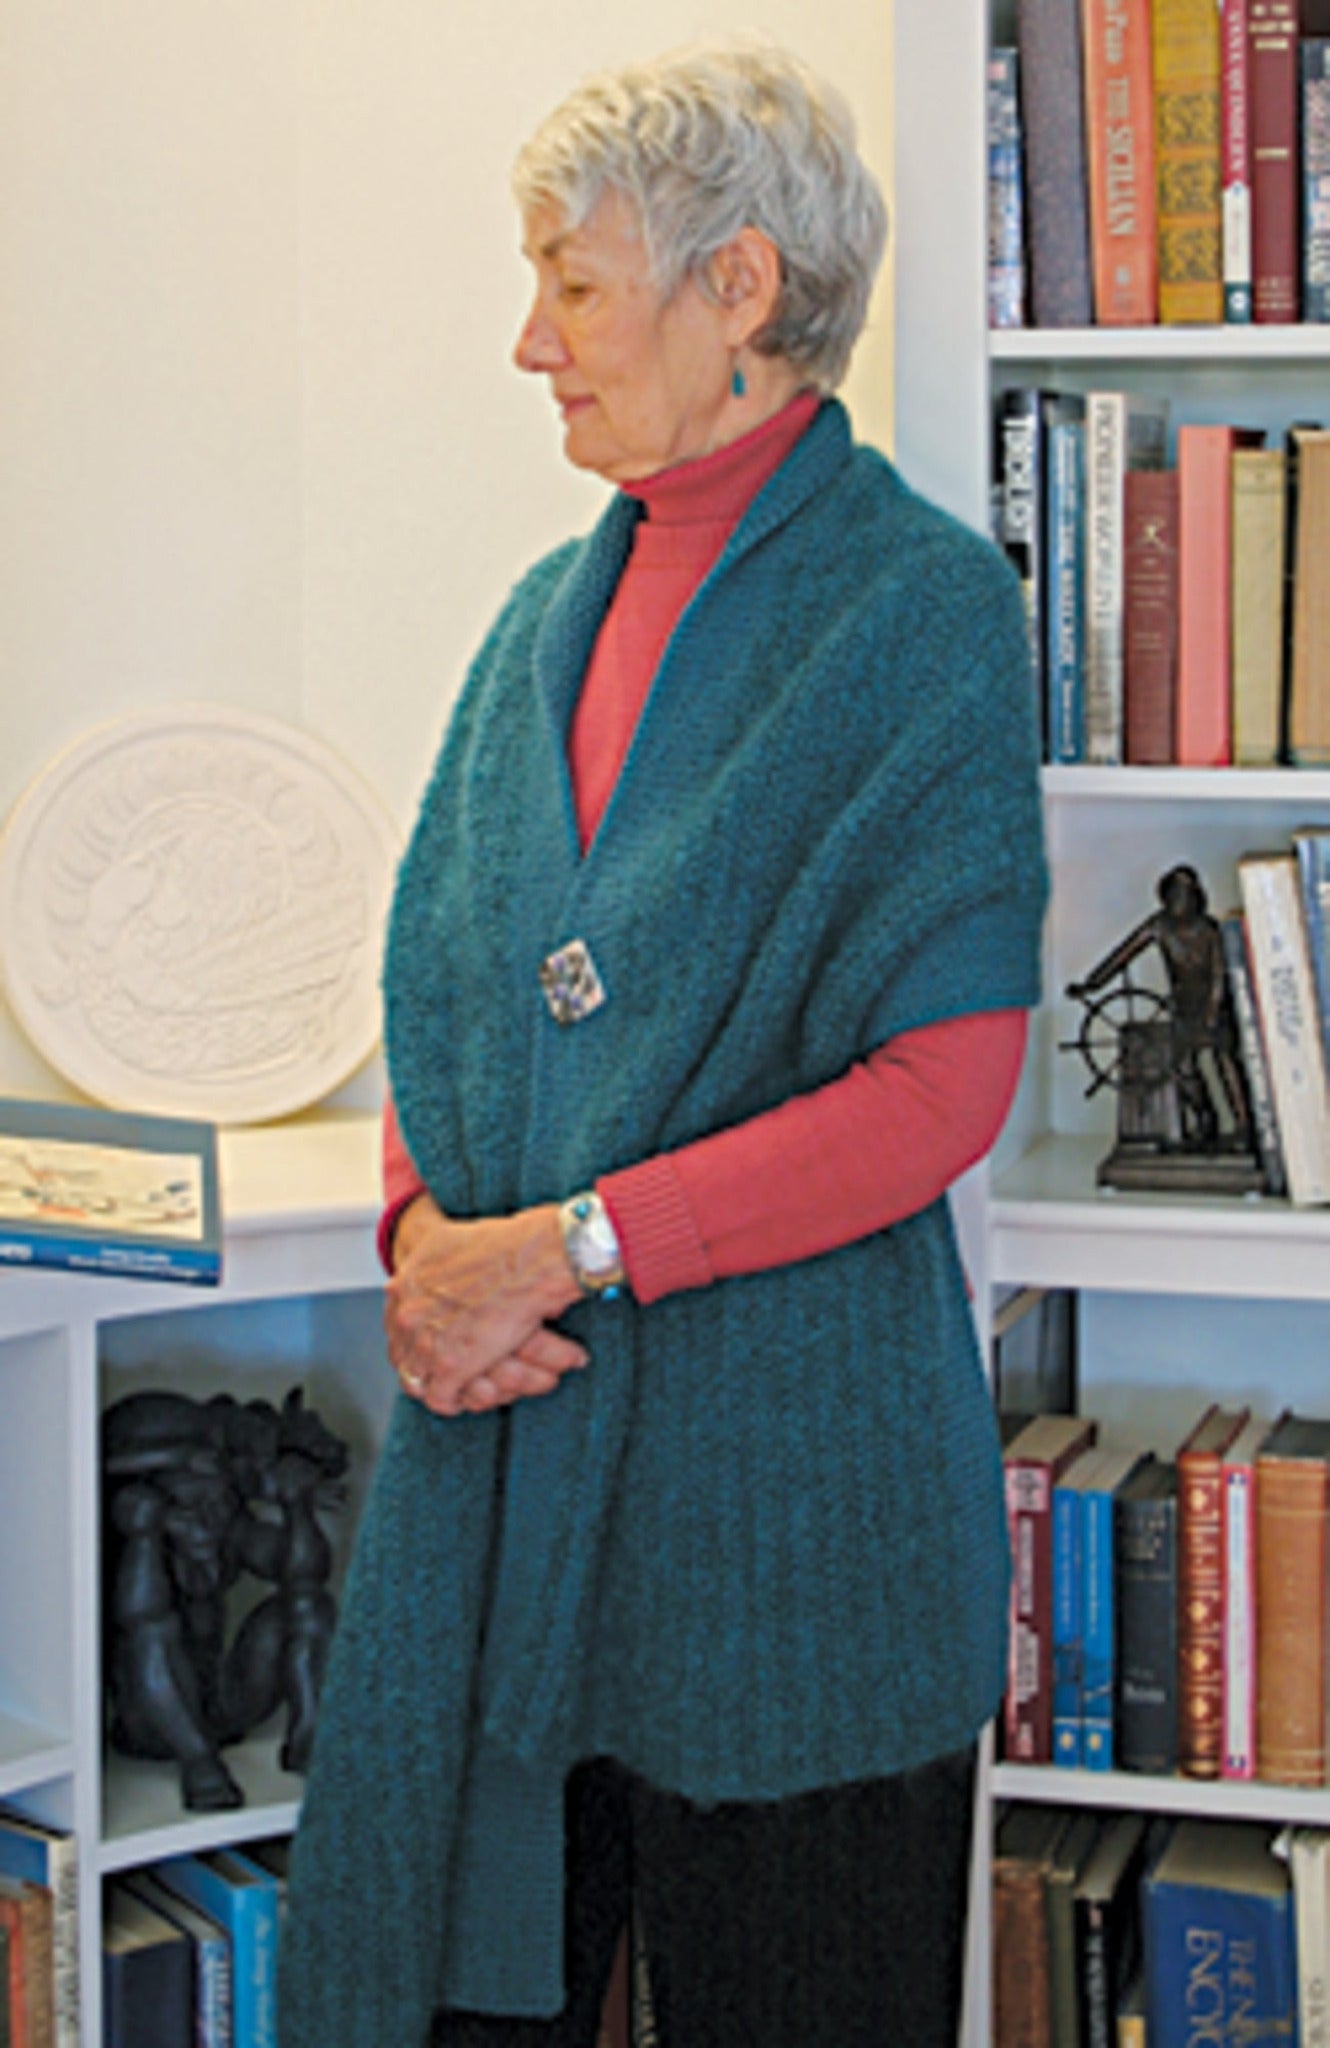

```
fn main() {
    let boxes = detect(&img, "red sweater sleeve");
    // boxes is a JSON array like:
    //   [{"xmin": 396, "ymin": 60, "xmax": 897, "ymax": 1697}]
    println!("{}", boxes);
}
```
[{"xmin": 377, "ymin": 1008, "xmax": 1027, "ymax": 1290}]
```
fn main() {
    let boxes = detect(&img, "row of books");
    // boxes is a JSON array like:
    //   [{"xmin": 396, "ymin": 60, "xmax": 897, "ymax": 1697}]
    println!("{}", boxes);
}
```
[
  {"xmin": 993, "ymin": 1806, "xmax": 1320, "ymax": 2048},
  {"xmin": 103, "ymin": 1837, "xmax": 288, "ymax": 2048},
  {"xmin": 1002, "ymin": 1404, "xmax": 1330, "ymax": 1786},
  {"xmin": 992, "ymin": 386, "xmax": 1330, "ymax": 768},
  {"xmin": 989, "ymin": 0, "xmax": 1330, "ymax": 328}
]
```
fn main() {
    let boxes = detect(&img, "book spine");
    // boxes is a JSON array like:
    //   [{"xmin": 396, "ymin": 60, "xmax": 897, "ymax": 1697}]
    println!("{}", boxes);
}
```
[
  {"xmin": 1053, "ymin": 1472, "xmax": 1085, "ymax": 1765},
  {"xmin": 993, "ymin": 1861, "xmax": 1055, "ymax": 2043},
  {"xmin": 1017, "ymin": 0, "xmax": 1095, "ymax": 324},
  {"xmin": 988, "ymin": 49, "xmax": 1026, "ymax": 329},
  {"xmin": 996, "ymin": 390, "xmax": 1047, "ymax": 741},
  {"xmin": 1116, "ymin": 1485, "xmax": 1179, "ymax": 1772},
  {"xmin": 1152, "ymin": 0, "xmax": 1225, "ymax": 322},
  {"xmin": 1248, "ymin": 0, "xmax": 1300, "ymax": 320},
  {"xmin": 1222, "ymin": 1461, "xmax": 1258, "ymax": 1776},
  {"xmin": 1176, "ymin": 425, "xmax": 1236, "ymax": 766},
  {"xmin": 1290, "ymin": 433, "xmax": 1330, "ymax": 763},
  {"xmin": 1178, "ymin": 1448, "xmax": 1228, "ymax": 1777},
  {"xmin": 1231, "ymin": 445, "xmax": 1287, "ymax": 765},
  {"xmin": 1290, "ymin": 1833, "xmax": 1330, "ymax": 2048},
  {"xmin": 1304, "ymin": 42, "xmax": 1330, "ymax": 321},
  {"xmin": 1081, "ymin": 0, "xmax": 1158, "ymax": 322},
  {"xmin": 1081, "ymin": 1482, "xmax": 1117, "ymax": 1769},
  {"xmin": 1084, "ymin": 395, "xmax": 1128, "ymax": 765},
  {"xmin": 0, "ymin": 1234, "xmax": 221, "ymax": 1286},
  {"xmin": 1257, "ymin": 1452, "xmax": 1330, "ymax": 1783},
  {"xmin": 1005, "ymin": 1459, "xmax": 1057, "ymax": 1763},
  {"xmin": 1220, "ymin": 0, "xmax": 1254, "ymax": 317},
  {"xmin": 1144, "ymin": 1864, "xmax": 1298, "ymax": 2040},
  {"xmin": 1220, "ymin": 910, "xmax": 1289, "ymax": 1196},
  {"xmin": 1239, "ymin": 854, "xmax": 1330, "ymax": 1206},
  {"xmin": 1122, "ymin": 467, "xmax": 1180, "ymax": 764},
  {"xmin": 1046, "ymin": 416, "xmax": 1086, "ymax": 763},
  {"xmin": 1078, "ymin": 1899, "xmax": 1114, "ymax": 2048},
  {"xmin": 1295, "ymin": 831, "xmax": 1330, "ymax": 1077}
]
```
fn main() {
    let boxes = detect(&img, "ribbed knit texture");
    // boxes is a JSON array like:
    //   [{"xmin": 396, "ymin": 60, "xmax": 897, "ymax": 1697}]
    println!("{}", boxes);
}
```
[{"xmin": 277, "ymin": 400, "xmax": 1048, "ymax": 2048}]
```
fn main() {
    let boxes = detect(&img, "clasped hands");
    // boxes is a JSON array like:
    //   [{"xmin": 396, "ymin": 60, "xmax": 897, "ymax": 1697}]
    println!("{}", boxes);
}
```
[{"xmin": 385, "ymin": 1195, "xmax": 588, "ymax": 1416}]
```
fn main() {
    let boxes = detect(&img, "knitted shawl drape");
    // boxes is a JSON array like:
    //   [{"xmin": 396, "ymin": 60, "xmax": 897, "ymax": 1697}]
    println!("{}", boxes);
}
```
[{"xmin": 277, "ymin": 401, "xmax": 1048, "ymax": 2048}]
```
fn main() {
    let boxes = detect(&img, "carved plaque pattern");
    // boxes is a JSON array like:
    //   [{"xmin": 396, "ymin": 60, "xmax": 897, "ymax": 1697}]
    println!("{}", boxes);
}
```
[{"xmin": 0, "ymin": 708, "xmax": 402, "ymax": 1122}]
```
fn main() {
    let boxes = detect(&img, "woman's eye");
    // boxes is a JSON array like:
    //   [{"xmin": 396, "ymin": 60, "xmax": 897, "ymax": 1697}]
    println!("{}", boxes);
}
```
[{"xmin": 558, "ymin": 281, "xmax": 592, "ymax": 304}]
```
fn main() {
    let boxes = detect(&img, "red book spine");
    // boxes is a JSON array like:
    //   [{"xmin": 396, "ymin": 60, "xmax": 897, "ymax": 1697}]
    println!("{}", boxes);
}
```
[
  {"xmin": 1178, "ymin": 1450, "xmax": 1229, "ymax": 1776},
  {"xmin": 1123, "ymin": 468, "xmax": 1180, "ymax": 762},
  {"xmin": 1248, "ymin": 0, "xmax": 1300, "ymax": 319},
  {"xmin": 1081, "ymin": 0, "xmax": 1159, "ymax": 322}
]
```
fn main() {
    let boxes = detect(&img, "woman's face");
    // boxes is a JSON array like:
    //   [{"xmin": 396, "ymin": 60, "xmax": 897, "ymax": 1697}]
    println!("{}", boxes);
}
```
[{"xmin": 514, "ymin": 189, "xmax": 739, "ymax": 483}]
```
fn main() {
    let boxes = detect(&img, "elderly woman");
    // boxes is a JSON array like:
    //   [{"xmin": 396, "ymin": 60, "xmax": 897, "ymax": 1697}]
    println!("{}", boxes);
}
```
[{"xmin": 278, "ymin": 41, "xmax": 1047, "ymax": 2048}]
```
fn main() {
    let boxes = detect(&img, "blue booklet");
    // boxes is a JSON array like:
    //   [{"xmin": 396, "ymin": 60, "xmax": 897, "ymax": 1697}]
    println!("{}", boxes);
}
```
[
  {"xmin": 152, "ymin": 1847, "xmax": 278, "ymax": 2048},
  {"xmin": 0, "ymin": 1095, "xmax": 220, "ymax": 1284}
]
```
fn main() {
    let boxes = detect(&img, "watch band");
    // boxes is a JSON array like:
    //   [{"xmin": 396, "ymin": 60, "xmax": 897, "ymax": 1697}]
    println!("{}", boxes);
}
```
[{"xmin": 557, "ymin": 1190, "xmax": 627, "ymax": 1300}]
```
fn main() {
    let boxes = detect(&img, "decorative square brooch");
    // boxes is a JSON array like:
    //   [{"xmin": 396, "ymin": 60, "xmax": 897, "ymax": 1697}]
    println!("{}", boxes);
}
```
[{"xmin": 539, "ymin": 939, "xmax": 607, "ymax": 1025}]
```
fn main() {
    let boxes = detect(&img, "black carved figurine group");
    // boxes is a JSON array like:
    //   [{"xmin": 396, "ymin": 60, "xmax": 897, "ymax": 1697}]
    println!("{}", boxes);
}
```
[
  {"xmin": 102, "ymin": 1385, "xmax": 350, "ymax": 1812},
  {"xmin": 1063, "ymin": 862, "xmax": 1264, "ymax": 1194}
]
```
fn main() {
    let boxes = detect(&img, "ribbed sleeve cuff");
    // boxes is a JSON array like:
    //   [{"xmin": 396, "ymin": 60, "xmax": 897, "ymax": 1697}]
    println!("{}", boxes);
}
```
[{"xmin": 598, "ymin": 1157, "xmax": 714, "ymax": 1307}]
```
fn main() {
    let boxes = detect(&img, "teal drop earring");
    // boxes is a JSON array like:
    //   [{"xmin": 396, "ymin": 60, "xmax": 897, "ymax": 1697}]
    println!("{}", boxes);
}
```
[{"xmin": 731, "ymin": 359, "xmax": 747, "ymax": 399}]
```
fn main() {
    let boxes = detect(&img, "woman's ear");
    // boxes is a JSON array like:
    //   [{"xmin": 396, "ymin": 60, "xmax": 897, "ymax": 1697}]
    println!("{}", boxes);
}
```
[{"xmin": 709, "ymin": 228, "xmax": 784, "ymax": 346}]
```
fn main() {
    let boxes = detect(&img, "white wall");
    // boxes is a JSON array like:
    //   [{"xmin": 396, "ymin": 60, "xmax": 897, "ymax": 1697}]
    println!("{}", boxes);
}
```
[{"xmin": 0, "ymin": 1, "xmax": 893, "ymax": 1110}]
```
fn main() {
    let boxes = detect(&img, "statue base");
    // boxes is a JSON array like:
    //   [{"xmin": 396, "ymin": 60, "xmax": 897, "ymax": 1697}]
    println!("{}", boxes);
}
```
[{"xmin": 1096, "ymin": 1143, "xmax": 1267, "ymax": 1197}]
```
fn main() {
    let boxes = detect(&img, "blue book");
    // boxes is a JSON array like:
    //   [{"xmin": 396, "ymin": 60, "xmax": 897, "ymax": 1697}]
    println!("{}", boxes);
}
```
[
  {"xmin": 1144, "ymin": 1821, "xmax": 1297, "ymax": 2046},
  {"xmin": 1294, "ymin": 827, "xmax": 1330, "ymax": 1077},
  {"xmin": 152, "ymin": 1847, "xmax": 278, "ymax": 2048},
  {"xmin": 1045, "ymin": 410, "xmax": 1086, "ymax": 763},
  {"xmin": 0, "ymin": 1095, "xmax": 220, "ymax": 1286},
  {"xmin": 1303, "ymin": 41, "xmax": 1330, "ymax": 322},
  {"xmin": 126, "ymin": 1868, "xmax": 233, "ymax": 2048},
  {"xmin": 1052, "ymin": 1456, "xmax": 1087, "ymax": 1766},
  {"xmin": 1079, "ymin": 1448, "xmax": 1147, "ymax": 1772},
  {"xmin": 988, "ymin": 48, "xmax": 1026, "ymax": 329}
]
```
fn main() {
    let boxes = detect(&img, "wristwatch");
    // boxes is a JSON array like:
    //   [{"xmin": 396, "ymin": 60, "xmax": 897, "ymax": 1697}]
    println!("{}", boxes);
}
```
[{"xmin": 557, "ymin": 1190, "xmax": 627, "ymax": 1300}]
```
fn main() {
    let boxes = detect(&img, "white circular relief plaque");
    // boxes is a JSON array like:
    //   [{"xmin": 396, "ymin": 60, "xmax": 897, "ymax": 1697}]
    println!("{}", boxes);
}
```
[{"xmin": 0, "ymin": 707, "xmax": 403, "ymax": 1123}]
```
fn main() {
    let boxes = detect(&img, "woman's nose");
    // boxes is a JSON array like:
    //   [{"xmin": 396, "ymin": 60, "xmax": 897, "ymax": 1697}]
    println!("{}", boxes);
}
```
[{"xmin": 513, "ymin": 303, "xmax": 567, "ymax": 374}]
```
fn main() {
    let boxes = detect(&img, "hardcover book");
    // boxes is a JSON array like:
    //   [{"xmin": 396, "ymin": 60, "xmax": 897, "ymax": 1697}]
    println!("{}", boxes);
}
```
[
  {"xmin": 992, "ymin": 1803, "xmax": 1066, "ymax": 2045},
  {"xmin": 1151, "ymin": 0, "xmax": 1225, "ymax": 321},
  {"xmin": 1079, "ymin": 1446, "xmax": 1149, "ymax": 1772},
  {"xmin": 1220, "ymin": 908, "xmax": 1288, "ymax": 1196},
  {"xmin": 1122, "ymin": 466, "xmax": 1180, "ymax": 764},
  {"xmin": 1231, "ymin": 444, "xmax": 1288, "ymax": 765},
  {"xmin": 0, "ymin": 1812, "xmax": 78, "ymax": 2048},
  {"xmin": 123, "ymin": 1869, "xmax": 231, "ymax": 2048},
  {"xmin": 1176, "ymin": 422, "xmax": 1266, "ymax": 766},
  {"xmin": 1115, "ymin": 1455, "xmax": 1180, "ymax": 1773},
  {"xmin": 1016, "ymin": 0, "xmax": 1095, "ymax": 324},
  {"xmin": 1288, "ymin": 428, "xmax": 1330, "ymax": 763},
  {"xmin": 1304, "ymin": 41, "xmax": 1330, "ymax": 320},
  {"xmin": 0, "ymin": 1096, "xmax": 221, "ymax": 1287},
  {"xmin": 1247, "ymin": 0, "xmax": 1300, "ymax": 321},
  {"xmin": 1052, "ymin": 1454, "xmax": 1087, "ymax": 1767},
  {"xmin": 1177, "ymin": 1403, "xmax": 1252, "ymax": 1779},
  {"xmin": 1278, "ymin": 1825, "xmax": 1330, "ymax": 2047},
  {"xmin": 1222, "ymin": 1412, "xmax": 1281, "ymax": 1779},
  {"xmin": 1220, "ymin": 0, "xmax": 1255, "ymax": 319},
  {"xmin": 1084, "ymin": 391, "xmax": 1170, "ymax": 765},
  {"xmin": 1073, "ymin": 1811, "xmax": 1149, "ymax": 2048},
  {"xmin": 1045, "ymin": 407, "xmax": 1087, "ymax": 762},
  {"xmin": 1256, "ymin": 1413, "xmax": 1330, "ymax": 1783},
  {"xmin": 1238, "ymin": 851, "xmax": 1330, "ymax": 1206},
  {"xmin": 102, "ymin": 1882, "xmax": 193, "ymax": 2048},
  {"xmin": 1081, "ymin": 0, "xmax": 1158, "ymax": 322},
  {"xmin": 989, "ymin": 48, "xmax": 1026, "ymax": 329},
  {"xmin": 1003, "ymin": 1414, "xmax": 1099, "ymax": 1764},
  {"xmin": 1144, "ymin": 1821, "xmax": 1297, "ymax": 2043},
  {"xmin": 152, "ymin": 1847, "xmax": 278, "ymax": 2048},
  {"xmin": 1295, "ymin": 826, "xmax": 1330, "ymax": 1077},
  {"xmin": 995, "ymin": 388, "xmax": 1084, "ymax": 747}
]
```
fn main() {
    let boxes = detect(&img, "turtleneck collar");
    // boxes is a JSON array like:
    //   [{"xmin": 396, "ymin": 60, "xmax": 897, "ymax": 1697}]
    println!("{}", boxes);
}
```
[{"xmin": 624, "ymin": 389, "xmax": 821, "ymax": 529}]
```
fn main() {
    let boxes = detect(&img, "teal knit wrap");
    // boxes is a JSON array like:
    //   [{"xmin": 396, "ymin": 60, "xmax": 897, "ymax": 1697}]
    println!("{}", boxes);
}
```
[{"xmin": 277, "ymin": 402, "xmax": 1048, "ymax": 2047}]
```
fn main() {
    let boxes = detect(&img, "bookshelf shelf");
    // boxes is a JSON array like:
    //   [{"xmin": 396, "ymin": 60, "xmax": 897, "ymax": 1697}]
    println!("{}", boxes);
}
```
[
  {"xmin": 1044, "ymin": 764, "xmax": 1330, "ymax": 804},
  {"xmin": 993, "ymin": 1763, "xmax": 1330, "ymax": 1829},
  {"xmin": 0, "ymin": 1111, "xmax": 387, "ymax": 2047},
  {"xmin": 993, "ymin": 325, "xmax": 1330, "ymax": 364}
]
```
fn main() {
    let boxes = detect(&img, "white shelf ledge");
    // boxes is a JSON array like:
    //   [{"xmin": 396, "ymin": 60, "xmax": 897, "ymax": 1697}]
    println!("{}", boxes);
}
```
[
  {"xmin": 993, "ymin": 1761, "xmax": 1330, "ymax": 1825},
  {"xmin": 1042, "ymin": 764, "xmax": 1330, "ymax": 804},
  {"xmin": 992, "ymin": 1135, "xmax": 1330, "ymax": 1300},
  {"xmin": 0, "ymin": 1710, "xmax": 75, "ymax": 1802},
  {"xmin": 991, "ymin": 325, "xmax": 1330, "ymax": 363},
  {"xmin": 100, "ymin": 1733, "xmax": 303, "ymax": 1873}
]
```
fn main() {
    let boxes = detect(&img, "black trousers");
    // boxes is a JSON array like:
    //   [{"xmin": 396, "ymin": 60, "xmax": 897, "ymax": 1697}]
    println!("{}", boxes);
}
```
[{"xmin": 431, "ymin": 1744, "xmax": 977, "ymax": 2048}]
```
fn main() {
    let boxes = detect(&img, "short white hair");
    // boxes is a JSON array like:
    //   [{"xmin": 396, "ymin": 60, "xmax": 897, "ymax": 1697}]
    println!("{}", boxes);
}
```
[{"xmin": 512, "ymin": 41, "xmax": 888, "ymax": 391}]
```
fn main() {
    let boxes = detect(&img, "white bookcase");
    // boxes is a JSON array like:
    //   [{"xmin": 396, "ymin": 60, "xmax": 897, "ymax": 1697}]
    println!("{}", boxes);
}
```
[
  {"xmin": 0, "ymin": 1111, "xmax": 388, "ymax": 2047},
  {"xmin": 894, "ymin": 5, "xmax": 1330, "ymax": 2042}
]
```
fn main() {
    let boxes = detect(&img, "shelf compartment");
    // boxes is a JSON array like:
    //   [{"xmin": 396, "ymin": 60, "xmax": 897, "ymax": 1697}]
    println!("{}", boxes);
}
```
[
  {"xmin": 994, "ymin": 1761, "xmax": 1330, "ymax": 1828},
  {"xmin": 100, "ymin": 1735, "xmax": 301, "ymax": 1873},
  {"xmin": 992, "ymin": 1135, "xmax": 1330, "ymax": 1300}
]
